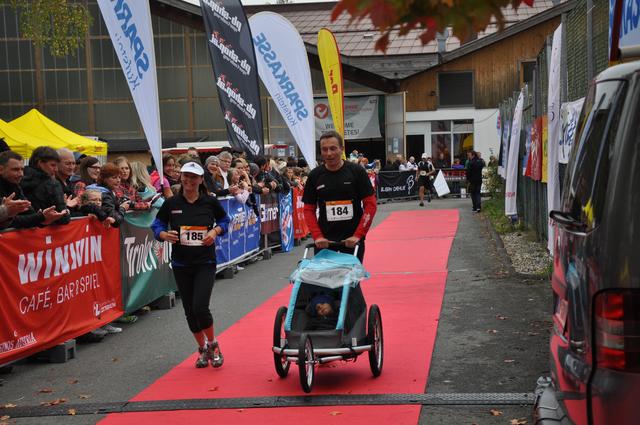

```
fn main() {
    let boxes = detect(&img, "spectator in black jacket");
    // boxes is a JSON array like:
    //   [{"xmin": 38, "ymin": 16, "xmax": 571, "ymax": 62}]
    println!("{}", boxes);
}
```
[
  {"xmin": 0, "ymin": 150, "xmax": 67, "ymax": 228},
  {"xmin": 21, "ymin": 146, "xmax": 70, "ymax": 225},
  {"xmin": 467, "ymin": 151, "xmax": 486, "ymax": 213},
  {"xmin": 254, "ymin": 156, "xmax": 290, "ymax": 194}
]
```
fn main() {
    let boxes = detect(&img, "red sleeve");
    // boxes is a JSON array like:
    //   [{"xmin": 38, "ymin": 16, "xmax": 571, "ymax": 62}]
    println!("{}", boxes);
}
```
[
  {"xmin": 303, "ymin": 203, "xmax": 324, "ymax": 240},
  {"xmin": 354, "ymin": 194, "xmax": 377, "ymax": 239}
]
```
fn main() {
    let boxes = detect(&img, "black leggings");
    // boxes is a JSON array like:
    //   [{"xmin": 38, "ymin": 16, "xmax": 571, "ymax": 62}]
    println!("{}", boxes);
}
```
[{"xmin": 172, "ymin": 264, "xmax": 216, "ymax": 333}]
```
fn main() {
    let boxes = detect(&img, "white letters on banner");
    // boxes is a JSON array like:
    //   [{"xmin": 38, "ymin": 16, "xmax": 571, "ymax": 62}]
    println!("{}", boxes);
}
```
[
  {"xmin": 433, "ymin": 170, "xmax": 451, "ymax": 197},
  {"xmin": 505, "ymin": 90, "xmax": 524, "ymax": 217},
  {"xmin": 249, "ymin": 12, "xmax": 315, "ymax": 168},
  {"xmin": 559, "ymin": 97, "xmax": 585, "ymax": 164},
  {"xmin": 97, "ymin": 0, "xmax": 163, "ymax": 182},
  {"xmin": 547, "ymin": 24, "xmax": 562, "ymax": 253},
  {"xmin": 314, "ymin": 96, "xmax": 381, "ymax": 140}
]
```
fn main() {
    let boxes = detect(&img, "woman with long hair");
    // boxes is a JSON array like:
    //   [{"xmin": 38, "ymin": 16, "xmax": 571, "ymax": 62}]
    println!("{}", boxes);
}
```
[
  {"xmin": 129, "ymin": 161, "xmax": 157, "ymax": 200},
  {"xmin": 150, "ymin": 154, "xmax": 175, "ymax": 198},
  {"xmin": 151, "ymin": 162, "xmax": 230, "ymax": 368},
  {"xmin": 113, "ymin": 156, "xmax": 150, "ymax": 210},
  {"xmin": 73, "ymin": 156, "xmax": 101, "ymax": 198}
]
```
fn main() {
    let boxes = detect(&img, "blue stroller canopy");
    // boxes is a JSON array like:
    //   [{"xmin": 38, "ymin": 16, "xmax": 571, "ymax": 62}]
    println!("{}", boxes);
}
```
[{"xmin": 289, "ymin": 249, "xmax": 370, "ymax": 289}]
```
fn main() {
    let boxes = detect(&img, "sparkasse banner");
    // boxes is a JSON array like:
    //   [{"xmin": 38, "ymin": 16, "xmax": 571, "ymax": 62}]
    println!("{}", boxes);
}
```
[
  {"xmin": 0, "ymin": 219, "xmax": 122, "ymax": 364},
  {"xmin": 200, "ymin": 0, "xmax": 264, "ymax": 158},
  {"xmin": 97, "ymin": 0, "xmax": 164, "ymax": 183},
  {"xmin": 249, "ymin": 12, "xmax": 316, "ymax": 168}
]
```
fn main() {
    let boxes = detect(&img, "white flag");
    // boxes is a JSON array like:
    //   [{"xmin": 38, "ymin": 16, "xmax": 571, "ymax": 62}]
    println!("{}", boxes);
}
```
[
  {"xmin": 97, "ymin": 0, "xmax": 163, "ymax": 182},
  {"xmin": 433, "ymin": 170, "xmax": 450, "ymax": 197},
  {"xmin": 547, "ymin": 24, "xmax": 562, "ymax": 253},
  {"xmin": 249, "ymin": 12, "xmax": 316, "ymax": 168},
  {"xmin": 505, "ymin": 90, "xmax": 524, "ymax": 216}
]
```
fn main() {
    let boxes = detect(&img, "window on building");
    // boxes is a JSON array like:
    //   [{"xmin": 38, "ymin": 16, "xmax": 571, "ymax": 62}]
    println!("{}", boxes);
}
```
[
  {"xmin": 521, "ymin": 61, "xmax": 536, "ymax": 86},
  {"xmin": 438, "ymin": 72, "xmax": 474, "ymax": 107},
  {"xmin": 430, "ymin": 119, "xmax": 474, "ymax": 167}
]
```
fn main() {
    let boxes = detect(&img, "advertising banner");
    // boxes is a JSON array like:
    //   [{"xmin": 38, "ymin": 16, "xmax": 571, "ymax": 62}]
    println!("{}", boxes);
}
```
[
  {"xmin": 376, "ymin": 171, "xmax": 417, "ymax": 200},
  {"xmin": 317, "ymin": 28, "xmax": 345, "ymax": 142},
  {"xmin": 200, "ymin": 0, "xmax": 263, "ymax": 158},
  {"xmin": 292, "ymin": 187, "xmax": 309, "ymax": 240},
  {"xmin": 97, "ymin": 0, "xmax": 164, "ymax": 181},
  {"xmin": 522, "ymin": 124, "xmax": 532, "ymax": 176},
  {"xmin": 120, "ymin": 211, "xmax": 176, "ymax": 315},
  {"xmin": 260, "ymin": 192, "xmax": 279, "ymax": 235},
  {"xmin": 249, "ymin": 12, "xmax": 316, "ymax": 168},
  {"xmin": 314, "ymin": 96, "xmax": 381, "ymax": 140},
  {"xmin": 610, "ymin": 0, "xmax": 640, "ymax": 60},
  {"xmin": 505, "ymin": 90, "xmax": 524, "ymax": 216},
  {"xmin": 527, "ymin": 117, "xmax": 543, "ymax": 180},
  {"xmin": 559, "ymin": 98, "xmax": 585, "ymax": 164},
  {"xmin": 0, "ymin": 219, "xmax": 123, "ymax": 364},
  {"xmin": 215, "ymin": 197, "xmax": 261, "ymax": 267},
  {"xmin": 279, "ymin": 191, "xmax": 294, "ymax": 252},
  {"xmin": 547, "ymin": 24, "xmax": 563, "ymax": 252},
  {"xmin": 498, "ymin": 120, "xmax": 511, "ymax": 178}
]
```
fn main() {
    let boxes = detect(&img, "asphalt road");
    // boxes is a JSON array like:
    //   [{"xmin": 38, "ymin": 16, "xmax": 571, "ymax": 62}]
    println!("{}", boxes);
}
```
[{"xmin": 0, "ymin": 198, "xmax": 551, "ymax": 425}]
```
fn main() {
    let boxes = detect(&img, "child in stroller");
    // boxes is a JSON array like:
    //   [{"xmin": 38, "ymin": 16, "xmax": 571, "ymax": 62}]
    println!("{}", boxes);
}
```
[{"xmin": 305, "ymin": 292, "xmax": 340, "ymax": 330}]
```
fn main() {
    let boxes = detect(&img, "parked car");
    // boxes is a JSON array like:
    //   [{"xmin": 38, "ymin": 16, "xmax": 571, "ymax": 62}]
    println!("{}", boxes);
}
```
[{"xmin": 535, "ymin": 60, "xmax": 640, "ymax": 424}]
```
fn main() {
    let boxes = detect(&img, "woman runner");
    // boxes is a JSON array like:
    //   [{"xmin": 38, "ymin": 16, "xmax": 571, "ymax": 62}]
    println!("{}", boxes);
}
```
[{"xmin": 151, "ymin": 162, "xmax": 230, "ymax": 368}]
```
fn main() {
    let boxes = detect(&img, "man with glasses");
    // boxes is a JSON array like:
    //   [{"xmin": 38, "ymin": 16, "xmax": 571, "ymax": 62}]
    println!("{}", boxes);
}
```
[{"xmin": 217, "ymin": 151, "xmax": 233, "ymax": 188}]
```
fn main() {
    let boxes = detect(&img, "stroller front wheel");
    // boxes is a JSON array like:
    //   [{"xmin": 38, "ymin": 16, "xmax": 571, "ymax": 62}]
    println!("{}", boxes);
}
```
[{"xmin": 298, "ymin": 333, "xmax": 315, "ymax": 393}]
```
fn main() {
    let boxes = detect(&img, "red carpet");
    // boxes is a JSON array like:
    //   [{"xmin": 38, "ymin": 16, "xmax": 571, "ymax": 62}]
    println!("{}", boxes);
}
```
[{"xmin": 101, "ymin": 209, "xmax": 459, "ymax": 424}]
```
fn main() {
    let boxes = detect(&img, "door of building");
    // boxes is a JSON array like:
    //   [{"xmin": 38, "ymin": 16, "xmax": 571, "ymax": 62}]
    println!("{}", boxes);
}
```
[{"xmin": 406, "ymin": 134, "xmax": 425, "ymax": 162}]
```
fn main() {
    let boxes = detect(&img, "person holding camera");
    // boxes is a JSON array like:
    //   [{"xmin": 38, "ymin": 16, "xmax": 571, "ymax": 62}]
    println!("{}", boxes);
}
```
[{"xmin": 114, "ymin": 156, "xmax": 151, "ymax": 210}]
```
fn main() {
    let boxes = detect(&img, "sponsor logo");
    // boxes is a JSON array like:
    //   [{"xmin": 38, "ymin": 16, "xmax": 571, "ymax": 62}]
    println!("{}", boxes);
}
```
[
  {"xmin": 123, "ymin": 235, "xmax": 171, "ymax": 278},
  {"xmin": 223, "ymin": 110, "xmax": 260, "ymax": 155},
  {"xmin": 314, "ymin": 103, "xmax": 330, "ymax": 119},
  {"xmin": 253, "ymin": 32, "xmax": 309, "ymax": 124},
  {"xmin": 93, "ymin": 298, "xmax": 117, "ymax": 317},
  {"xmin": 217, "ymin": 74, "xmax": 257, "ymax": 119},
  {"xmin": 18, "ymin": 236, "xmax": 103, "ymax": 285},
  {"xmin": 0, "ymin": 332, "xmax": 37, "ymax": 354},
  {"xmin": 201, "ymin": 0, "xmax": 242, "ymax": 32},
  {"xmin": 110, "ymin": 0, "xmax": 150, "ymax": 90},
  {"xmin": 209, "ymin": 31, "xmax": 251, "ymax": 75}
]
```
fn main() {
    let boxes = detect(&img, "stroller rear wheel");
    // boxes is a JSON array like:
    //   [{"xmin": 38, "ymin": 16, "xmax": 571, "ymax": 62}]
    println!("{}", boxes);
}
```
[
  {"xmin": 298, "ymin": 333, "xmax": 315, "ymax": 393},
  {"xmin": 273, "ymin": 306, "xmax": 290, "ymax": 378},
  {"xmin": 367, "ymin": 304, "xmax": 384, "ymax": 377}
]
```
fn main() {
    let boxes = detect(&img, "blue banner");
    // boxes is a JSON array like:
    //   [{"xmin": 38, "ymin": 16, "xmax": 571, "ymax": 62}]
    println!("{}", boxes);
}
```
[
  {"xmin": 215, "ymin": 196, "xmax": 261, "ymax": 267},
  {"xmin": 279, "ymin": 191, "xmax": 294, "ymax": 252}
]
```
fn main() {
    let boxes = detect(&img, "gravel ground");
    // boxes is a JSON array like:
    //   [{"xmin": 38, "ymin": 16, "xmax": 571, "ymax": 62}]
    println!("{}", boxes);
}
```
[{"xmin": 500, "ymin": 232, "xmax": 551, "ymax": 276}]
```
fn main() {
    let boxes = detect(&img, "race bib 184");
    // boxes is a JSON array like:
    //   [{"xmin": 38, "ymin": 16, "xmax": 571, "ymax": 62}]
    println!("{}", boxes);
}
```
[
  {"xmin": 325, "ymin": 200, "xmax": 353, "ymax": 222},
  {"xmin": 179, "ymin": 226, "xmax": 208, "ymax": 246}
]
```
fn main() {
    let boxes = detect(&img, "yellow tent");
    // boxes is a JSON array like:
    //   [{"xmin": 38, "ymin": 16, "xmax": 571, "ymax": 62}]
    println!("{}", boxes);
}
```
[
  {"xmin": 0, "ymin": 118, "xmax": 58, "ymax": 158},
  {"xmin": 10, "ymin": 109, "xmax": 108, "ymax": 156}
]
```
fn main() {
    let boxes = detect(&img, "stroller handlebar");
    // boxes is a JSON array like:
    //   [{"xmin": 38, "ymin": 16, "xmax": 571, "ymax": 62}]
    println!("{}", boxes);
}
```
[{"xmin": 303, "ymin": 241, "xmax": 360, "ymax": 258}]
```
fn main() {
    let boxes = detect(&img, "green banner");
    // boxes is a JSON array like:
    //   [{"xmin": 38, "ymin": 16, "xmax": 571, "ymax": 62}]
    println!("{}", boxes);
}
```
[{"xmin": 120, "ymin": 209, "xmax": 176, "ymax": 314}]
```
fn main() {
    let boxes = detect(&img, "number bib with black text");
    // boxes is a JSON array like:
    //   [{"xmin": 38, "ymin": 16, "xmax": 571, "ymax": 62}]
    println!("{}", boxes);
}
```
[
  {"xmin": 180, "ymin": 226, "xmax": 207, "ymax": 246},
  {"xmin": 325, "ymin": 200, "xmax": 353, "ymax": 222}
]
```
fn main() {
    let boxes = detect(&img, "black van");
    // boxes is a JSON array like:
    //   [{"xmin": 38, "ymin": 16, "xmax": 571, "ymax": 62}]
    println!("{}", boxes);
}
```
[{"xmin": 535, "ymin": 60, "xmax": 640, "ymax": 424}]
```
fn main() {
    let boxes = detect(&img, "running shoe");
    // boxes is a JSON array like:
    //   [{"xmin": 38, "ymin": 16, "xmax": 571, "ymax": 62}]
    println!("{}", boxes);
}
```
[
  {"xmin": 208, "ymin": 341, "xmax": 224, "ymax": 368},
  {"xmin": 101, "ymin": 324, "xmax": 122, "ymax": 334},
  {"xmin": 195, "ymin": 346, "xmax": 209, "ymax": 368}
]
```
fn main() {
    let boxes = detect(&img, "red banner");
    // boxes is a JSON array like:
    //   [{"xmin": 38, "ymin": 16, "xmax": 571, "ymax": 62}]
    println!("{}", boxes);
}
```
[
  {"xmin": 0, "ymin": 218, "xmax": 123, "ymax": 364},
  {"xmin": 292, "ymin": 187, "xmax": 309, "ymax": 239},
  {"xmin": 528, "ymin": 116, "xmax": 543, "ymax": 181}
]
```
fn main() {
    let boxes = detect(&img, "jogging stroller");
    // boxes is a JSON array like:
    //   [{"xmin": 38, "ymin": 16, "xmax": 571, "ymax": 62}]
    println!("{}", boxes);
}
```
[{"xmin": 271, "ymin": 243, "xmax": 383, "ymax": 393}]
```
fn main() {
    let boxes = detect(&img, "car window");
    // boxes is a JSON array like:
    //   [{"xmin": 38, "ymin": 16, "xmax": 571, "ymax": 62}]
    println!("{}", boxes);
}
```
[{"xmin": 563, "ymin": 80, "xmax": 626, "ymax": 230}]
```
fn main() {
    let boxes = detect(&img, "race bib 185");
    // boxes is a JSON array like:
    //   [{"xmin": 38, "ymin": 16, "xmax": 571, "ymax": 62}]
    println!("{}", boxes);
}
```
[
  {"xmin": 325, "ymin": 200, "xmax": 353, "ymax": 222},
  {"xmin": 179, "ymin": 226, "xmax": 208, "ymax": 246}
]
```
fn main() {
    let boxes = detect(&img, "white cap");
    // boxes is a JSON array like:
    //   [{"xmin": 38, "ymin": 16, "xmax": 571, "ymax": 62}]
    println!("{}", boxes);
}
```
[
  {"xmin": 421, "ymin": 153, "xmax": 428, "ymax": 159},
  {"xmin": 180, "ymin": 161, "xmax": 204, "ymax": 176}
]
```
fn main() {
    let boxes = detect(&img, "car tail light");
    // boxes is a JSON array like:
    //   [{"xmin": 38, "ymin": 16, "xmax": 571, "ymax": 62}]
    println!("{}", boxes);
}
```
[{"xmin": 594, "ymin": 291, "xmax": 640, "ymax": 372}]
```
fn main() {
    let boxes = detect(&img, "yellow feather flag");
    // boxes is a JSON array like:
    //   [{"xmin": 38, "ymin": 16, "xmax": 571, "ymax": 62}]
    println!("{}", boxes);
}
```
[{"xmin": 317, "ymin": 28, "xmax": 345, "ymax": 155}]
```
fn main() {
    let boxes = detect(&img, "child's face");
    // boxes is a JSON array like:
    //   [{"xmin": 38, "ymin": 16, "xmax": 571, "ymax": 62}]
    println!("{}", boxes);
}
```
[
  {"xmin": 316, "ymin": 302, "xmax": 333, "ymax": 317},
  {"xmin": 85, "ymin": 193, "xmax": 102, "ymax": 207}
]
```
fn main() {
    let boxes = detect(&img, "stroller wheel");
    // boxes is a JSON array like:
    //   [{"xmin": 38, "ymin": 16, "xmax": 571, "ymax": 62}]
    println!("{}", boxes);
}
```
[
  {"xmin": 273, "ymin": 306, "xmax": 290, "ymax": 378},
  {"xmin": 298, "ymin": 333, "xmax": 315, "ymax": 393},
  {"xmin": 367, "ymin": 304, "xmax": 384, "ymax": 377}
]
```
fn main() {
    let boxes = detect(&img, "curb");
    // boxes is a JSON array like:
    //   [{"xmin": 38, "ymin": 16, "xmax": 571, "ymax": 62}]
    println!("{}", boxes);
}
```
[{"xmin": 479, "ymin": 213, "xmax": 517, "ymax": 277}]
